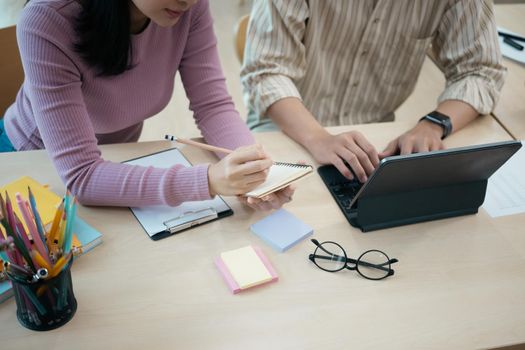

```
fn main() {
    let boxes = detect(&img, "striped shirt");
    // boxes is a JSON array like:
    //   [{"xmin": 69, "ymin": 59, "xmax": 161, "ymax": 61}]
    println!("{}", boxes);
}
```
[{"xmin": 241, "ymin": 0, "xmax": 506, "ymax": 130}]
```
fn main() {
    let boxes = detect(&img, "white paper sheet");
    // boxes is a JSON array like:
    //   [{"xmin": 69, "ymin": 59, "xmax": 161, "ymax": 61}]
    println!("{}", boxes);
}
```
[
  {"xmin": 124, "ymin": 148, "xmax": 230, "ymax": 237},
  {"xmin": 498, "ymin": 27, "xmax": 525, "ymax": 65},
  {"xmin": 483, "ymin": 141, "xmax": 525, "ymax": 217}
]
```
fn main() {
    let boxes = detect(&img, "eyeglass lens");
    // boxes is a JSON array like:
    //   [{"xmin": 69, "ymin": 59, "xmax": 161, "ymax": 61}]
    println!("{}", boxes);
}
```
[
  {"xmin": 356, "ymin": 250, "xmax": 391, "ymax": 280},
  {"xmin": 313, "ymin": 242, "xmax": 347, "ymax": 272}
]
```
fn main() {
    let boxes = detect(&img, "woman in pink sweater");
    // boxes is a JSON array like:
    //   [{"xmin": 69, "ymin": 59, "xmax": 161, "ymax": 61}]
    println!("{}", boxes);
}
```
[{"xmin": 3, "ymin": 0, "xmax": 293, "ymax": 211}]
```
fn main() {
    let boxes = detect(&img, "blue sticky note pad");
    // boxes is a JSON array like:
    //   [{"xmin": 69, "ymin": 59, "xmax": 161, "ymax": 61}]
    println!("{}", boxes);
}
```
[{"xmin": 250, "ymin": 209, "xmax": 313, "ymax": 252}]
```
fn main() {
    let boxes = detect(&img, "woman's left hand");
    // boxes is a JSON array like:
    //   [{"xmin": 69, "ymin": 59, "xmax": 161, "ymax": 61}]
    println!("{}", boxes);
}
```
[{"xmin": 237, "ymin": 185, "xmax": 296, "ymax": 211}]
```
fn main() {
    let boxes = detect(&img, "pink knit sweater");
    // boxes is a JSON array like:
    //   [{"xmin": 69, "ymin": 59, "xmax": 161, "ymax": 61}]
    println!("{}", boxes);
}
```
[{"xmin": 4, "ymin": 0, "xmax": 255, "ymax": 207}]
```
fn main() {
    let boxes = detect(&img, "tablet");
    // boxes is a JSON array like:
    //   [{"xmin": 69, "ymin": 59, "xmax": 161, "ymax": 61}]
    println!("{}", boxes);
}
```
[
  {"xmin": 318, "ymin": 140, "xmax": 522, "ymax": 231},
  {"xmin": 351, "ymin": 140, "xmax": 522, "ymax": 208}
]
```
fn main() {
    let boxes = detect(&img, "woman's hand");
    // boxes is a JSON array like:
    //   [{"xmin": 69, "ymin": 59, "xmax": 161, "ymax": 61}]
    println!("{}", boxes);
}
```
[
  {"xmin": 237, "ymin": 185, "xmax": 296, "ymax": 211},
  {"xmin": 208, "ymin": 144, "xmax": 272, "ymax": 196}
]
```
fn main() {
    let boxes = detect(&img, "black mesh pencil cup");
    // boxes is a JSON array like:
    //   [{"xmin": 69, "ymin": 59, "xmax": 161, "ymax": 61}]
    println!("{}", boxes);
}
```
[{"xmin": 7, "ymin": 258, "xmax": 77, "ymax": 331}]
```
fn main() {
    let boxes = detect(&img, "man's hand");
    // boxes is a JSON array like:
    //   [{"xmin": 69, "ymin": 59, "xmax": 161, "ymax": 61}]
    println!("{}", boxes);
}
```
[
  {"xmin": 266, "ymin": 98, "xmax": 379, "ymax": 182},
  {"xmin": 380, "ymin": 120, "xmax": 444, "ymax": 158},
  {"xmin": 307, "ymin": 131, "xmax": 379, "ymax": 182}
]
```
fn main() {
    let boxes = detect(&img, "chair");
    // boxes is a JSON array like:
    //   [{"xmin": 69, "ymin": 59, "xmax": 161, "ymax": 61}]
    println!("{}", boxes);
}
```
[
  {"xmin": 0, "ymin": 25, "xmax": 24, "ymax": 117},
  {"xmin": 234, "ymin": 15, "xmax": 250, "ymax": 63}
]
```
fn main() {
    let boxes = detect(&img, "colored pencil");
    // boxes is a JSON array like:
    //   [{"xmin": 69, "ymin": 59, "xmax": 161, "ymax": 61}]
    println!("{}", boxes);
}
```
[
  {"xmin": 15, "ymin": 193, "xmax": 50, "ymax": 266},
  {"xmin": 165, "ymin": 134, "xmax": 233, "ymax": 155},
  {"xmin": 27, "ymin": 187, "xmax": 47, "ymax": 245}
]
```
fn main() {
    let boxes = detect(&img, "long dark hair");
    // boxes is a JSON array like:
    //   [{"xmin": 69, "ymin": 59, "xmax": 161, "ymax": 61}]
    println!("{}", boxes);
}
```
[{"xmin": 74, "ymin": 0, "xmax": 132, "ymax": 76}]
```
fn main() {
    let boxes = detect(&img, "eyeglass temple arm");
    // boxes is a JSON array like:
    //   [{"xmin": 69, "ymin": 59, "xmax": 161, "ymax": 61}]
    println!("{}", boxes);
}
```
[
  {"xmin": 311, "ymin": 239, "xmax": 335, "ymax": 256},
  {"xmin": 311, "ymin": 254, "xmax": 394, "ymax": 273},
  {"xmin": 349, "ymin": 258, "xmax": 398, "ymax": 272}
]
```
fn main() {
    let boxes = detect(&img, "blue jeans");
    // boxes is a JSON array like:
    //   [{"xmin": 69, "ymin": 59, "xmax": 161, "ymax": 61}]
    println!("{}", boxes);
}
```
[{"xmin": 0, "ymin": 118, "xmax": 16, "ymax": 152}]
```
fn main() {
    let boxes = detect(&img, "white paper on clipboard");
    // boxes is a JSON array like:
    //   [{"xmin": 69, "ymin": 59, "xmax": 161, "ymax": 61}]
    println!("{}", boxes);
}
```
[{"xmin": 124, "ymin": 148, "xmax": 231, "ymax": 238}]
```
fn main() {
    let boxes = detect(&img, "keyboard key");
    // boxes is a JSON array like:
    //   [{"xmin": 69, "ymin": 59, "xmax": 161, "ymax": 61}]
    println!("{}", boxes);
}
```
[{"xmin": 318, "ymin": 164, "xmax": 362, "ymax": 225}]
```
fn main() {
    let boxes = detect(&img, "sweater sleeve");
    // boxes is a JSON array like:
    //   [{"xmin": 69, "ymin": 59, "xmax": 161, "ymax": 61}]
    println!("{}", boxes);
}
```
[
  {"xmin": 178, "ymin": 0, "xmax": 255, "ymax": 158},
  {"xmin": 17, "ymin": 4, "xmax": 212, "ymax": 207}
]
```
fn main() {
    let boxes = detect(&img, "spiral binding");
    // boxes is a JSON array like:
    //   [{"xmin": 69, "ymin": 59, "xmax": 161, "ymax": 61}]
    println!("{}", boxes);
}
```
[{"xmin": 273, "ymin": 162, "xmax": 311, "ymax": 168}]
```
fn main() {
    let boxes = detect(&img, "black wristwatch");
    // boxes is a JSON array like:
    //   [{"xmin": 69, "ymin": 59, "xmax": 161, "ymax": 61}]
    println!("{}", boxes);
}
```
[{"xmin": 419, "ymin": 111, "xmax": 452, "ymax": 140}]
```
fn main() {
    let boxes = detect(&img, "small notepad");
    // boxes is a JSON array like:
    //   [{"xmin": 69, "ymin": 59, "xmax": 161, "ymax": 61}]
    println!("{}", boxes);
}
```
[
  {"xmin": 215, "ymin": 245, "xmax": 278, "ymax": 294},
  {"xmin": 245, "ymin": 162, "xmax": 313, "ymax": 198},
  {"xmin": 251, "ymin": 209, "xmax": 313, "ymax": 252}
]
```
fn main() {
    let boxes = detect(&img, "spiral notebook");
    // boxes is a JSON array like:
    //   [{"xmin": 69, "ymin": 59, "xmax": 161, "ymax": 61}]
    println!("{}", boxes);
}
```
[{"xmin": 246, "ymin": 162, "xmax": 313, "ymax": 198}]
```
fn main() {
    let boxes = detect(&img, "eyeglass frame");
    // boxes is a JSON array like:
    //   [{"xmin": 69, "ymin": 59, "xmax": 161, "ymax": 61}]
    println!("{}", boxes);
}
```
[{"xmin": 308, "ymin": 239, "xmax": 398, "ymax": 280}]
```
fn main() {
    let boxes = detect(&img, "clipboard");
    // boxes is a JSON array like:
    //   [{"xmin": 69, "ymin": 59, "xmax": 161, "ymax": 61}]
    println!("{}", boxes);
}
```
[{"xmin": 123, "ymin": 148, "xmax": 233, "ymax": 240}]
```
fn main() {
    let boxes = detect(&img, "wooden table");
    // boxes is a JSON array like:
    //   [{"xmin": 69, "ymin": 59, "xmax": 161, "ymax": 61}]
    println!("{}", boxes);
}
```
[
  {"xmin": 493, "ymin": 4, "xmax": 525, "ymax": 140},
  {"xmin": 1, "ymin": 118, "xmax": 524, "ymax": 350}
]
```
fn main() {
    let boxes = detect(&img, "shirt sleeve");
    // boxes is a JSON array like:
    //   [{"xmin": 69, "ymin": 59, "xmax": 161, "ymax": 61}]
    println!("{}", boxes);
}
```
[
  {"xmin": 179, "ymin": 0, "xmax": 255, "ymax": 157},
  {"xmin": 17, "ymin": 5, "xmax": 213, "ymax": 207},
  {"xmin": 240, "ymin": 0, "xmax": 309, "ymax": 118},
  {"xmin": 432, "ymin": 0, "xmax": 507, "ymax": 115}
]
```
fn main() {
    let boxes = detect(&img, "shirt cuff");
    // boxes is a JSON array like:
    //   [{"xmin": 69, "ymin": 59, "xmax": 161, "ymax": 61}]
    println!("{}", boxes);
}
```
[
  {"xmin": 438, "ymin": 76, "xmax": 503, "ymax": 115},
  {"xmin": 164, "ymin": 163, "xmax": 212, "ymax": 206},
  {"xmin": 249, "ymin": 74, "xmax": 303, "ymax": 117}
]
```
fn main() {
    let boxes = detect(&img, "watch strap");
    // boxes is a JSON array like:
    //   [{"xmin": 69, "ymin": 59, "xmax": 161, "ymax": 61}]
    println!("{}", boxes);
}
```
[{"xmin": 419, "ymin": 111, "xmax": 452, "ymax": 140}]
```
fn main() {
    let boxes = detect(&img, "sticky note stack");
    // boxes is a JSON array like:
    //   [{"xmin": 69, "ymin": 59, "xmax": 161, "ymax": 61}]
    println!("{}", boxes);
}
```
[
  {"xmin": 250, "ymin": 209, "xmax": 313, "ymax": 252},
  {"xmin": 215, "ymin": 245, "xmax": 278, "ymax": 294}
]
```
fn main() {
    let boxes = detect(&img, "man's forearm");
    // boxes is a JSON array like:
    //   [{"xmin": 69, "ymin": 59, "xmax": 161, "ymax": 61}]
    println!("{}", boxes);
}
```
[
  {"xmin": 266, "ymin": 97, "xmax": 328, "ymax": 147},
  {"xmin": 435, "ymin": 99, "xmax": 479, "ymax": 133},
  {"xmin": 419, "ymin": 100, "xmax": 480, "ymax": 137}
]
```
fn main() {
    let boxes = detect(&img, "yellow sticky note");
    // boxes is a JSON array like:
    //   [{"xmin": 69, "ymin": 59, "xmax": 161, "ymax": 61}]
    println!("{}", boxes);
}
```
[
  {"xmin": 0, "ymin": 176, "xmax": 61, "ymax": 233},
  {"xmin": 220, "ymin": 246, "xmax": 272, "ymax": 289}
]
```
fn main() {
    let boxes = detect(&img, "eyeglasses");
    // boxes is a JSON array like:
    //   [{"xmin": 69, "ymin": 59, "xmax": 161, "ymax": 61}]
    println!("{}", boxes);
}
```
[{"xmin": 308, "ymin": 239, "xmax": 398, "ymax": 280}]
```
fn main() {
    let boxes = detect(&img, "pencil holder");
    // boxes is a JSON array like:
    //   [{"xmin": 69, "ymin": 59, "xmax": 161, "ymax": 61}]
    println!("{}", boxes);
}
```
[{"xmin": 7, "ymin": 259, "xmax": 77, "ymax": 331}]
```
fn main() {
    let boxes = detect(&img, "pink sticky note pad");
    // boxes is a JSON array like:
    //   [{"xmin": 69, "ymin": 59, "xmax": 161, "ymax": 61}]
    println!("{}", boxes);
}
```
[{"xmin": 215, "ymin": 245, "xmax": 278, "ymax": 294}]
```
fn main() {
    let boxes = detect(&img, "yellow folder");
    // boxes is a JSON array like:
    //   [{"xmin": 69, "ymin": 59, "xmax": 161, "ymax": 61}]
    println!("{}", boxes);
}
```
[{"xmin": 0, "ymin": 176, "xmax": 62, "ymax": 236}]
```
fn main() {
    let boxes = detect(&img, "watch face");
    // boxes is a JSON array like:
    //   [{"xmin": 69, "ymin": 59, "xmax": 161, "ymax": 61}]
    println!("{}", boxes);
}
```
[{"xmin": 426, "ymin": 111, "xmax": 452, "ymax": 139}]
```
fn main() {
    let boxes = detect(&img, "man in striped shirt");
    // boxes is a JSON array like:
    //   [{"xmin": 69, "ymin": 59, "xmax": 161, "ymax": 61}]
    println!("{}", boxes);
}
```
[{"xmin": 241, "ymin": 0, "xmax": 506, "ymax": 182}]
